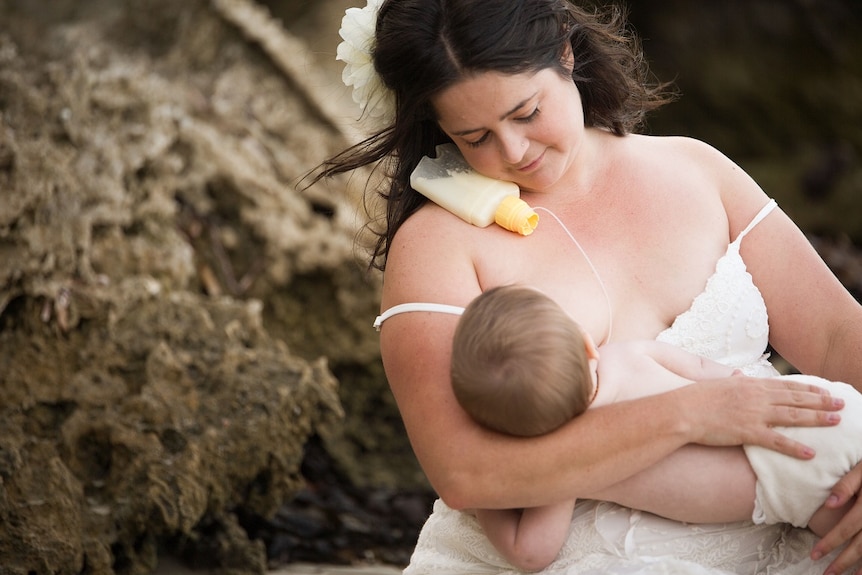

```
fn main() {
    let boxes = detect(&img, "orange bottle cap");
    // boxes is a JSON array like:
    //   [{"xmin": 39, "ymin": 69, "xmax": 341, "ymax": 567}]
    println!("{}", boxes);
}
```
[{"xmin": 495, "ymin": 195, "xmax": 539, "ymax": 235}]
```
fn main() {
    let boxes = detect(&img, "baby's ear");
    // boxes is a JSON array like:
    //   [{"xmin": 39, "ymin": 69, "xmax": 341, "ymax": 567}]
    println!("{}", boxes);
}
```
[{"xmin": 583, "ymin": 334, "xmax": 600, "ymax": 360}]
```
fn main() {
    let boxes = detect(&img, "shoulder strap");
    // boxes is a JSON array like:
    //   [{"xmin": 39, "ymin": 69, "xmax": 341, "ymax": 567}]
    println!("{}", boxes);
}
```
[
  {"xmin": 733, "ymin": 199, "xmax": 778, "ymax": 244},
  {"xmin": 373, "ymin": 302, "xmax": 465, "ymax": 331}
]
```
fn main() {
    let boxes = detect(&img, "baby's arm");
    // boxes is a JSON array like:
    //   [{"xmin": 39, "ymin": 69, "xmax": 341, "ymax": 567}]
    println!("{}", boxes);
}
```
[
  {"xmin": 642, "ymin": 340, "xmax": 737, "ymax": 383},
  {"xmin": 594, "ymin": 341, "xmax": 757, "ymax": 522},
  {"xmin": 597, "ymin": 340, "xmax": 738, "ymax": 404},
  {"xmin": 590, "ymin": 444, "xmax": 758, "ymax": 523},
  {"xmin": 474, "ymin": 500, "xmax": 575, "ymax": 572}
]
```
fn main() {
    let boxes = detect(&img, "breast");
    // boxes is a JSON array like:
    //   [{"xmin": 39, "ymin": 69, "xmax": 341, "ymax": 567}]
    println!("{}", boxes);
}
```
[{"xmin": 656, "ymin": 243, "xmax": 772, "ymax": 371}]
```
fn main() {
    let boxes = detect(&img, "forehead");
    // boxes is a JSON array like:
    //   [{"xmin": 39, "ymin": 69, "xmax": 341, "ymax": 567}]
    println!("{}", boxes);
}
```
[{"xmin": 432, "ymin": 69, "xmax": 546, "ymax": 127}]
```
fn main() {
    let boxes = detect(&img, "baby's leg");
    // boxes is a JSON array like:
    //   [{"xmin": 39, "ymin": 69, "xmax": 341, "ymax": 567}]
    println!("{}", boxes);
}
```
[
  {"xmin": 808, "ymin": 495, "xmax": 857, "ymax": 537},
  {"xmin": 588, "ymin": 445, "xmax": 756, "ymax": 523}
]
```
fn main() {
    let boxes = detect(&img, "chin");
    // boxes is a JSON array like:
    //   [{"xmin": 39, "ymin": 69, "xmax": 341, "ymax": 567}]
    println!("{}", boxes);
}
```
[{"xmin": 518, "ymin": 174, "xmax": 561, "ymax": 194}]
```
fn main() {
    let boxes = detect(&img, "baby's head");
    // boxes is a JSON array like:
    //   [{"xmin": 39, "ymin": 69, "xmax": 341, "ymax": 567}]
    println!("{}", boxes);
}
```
[{"xmin": 451, "ymin": 285, "xmax": 598, "ymax": 437}]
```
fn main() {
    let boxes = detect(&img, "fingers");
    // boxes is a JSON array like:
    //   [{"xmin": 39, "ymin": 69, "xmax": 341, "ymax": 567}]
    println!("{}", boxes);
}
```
[
  {"xmin": 769, "ymin": 403, "xmax": 842, "ymax": 427},
  {"xmin": 760, "ymin": 428, "xmax": 816, "ymax": 460},
  {"xmin": 828, "ymin": 463, "xmax": 862, "ymax": 508},
  {"xmin": 764, "ymin": 380, "xmax": 844, "ymax": 429},
  {"xmin": 815, "ymin": 499, "xmax": 862, "ymax": 558},
  {"xmin": 683, "ymin": 376, "xmax": 843, "ymax": 452},
  {"xmin": 812, "ymin": 464, "xmax": 862, "ymax": 574},
  {"xmin": 778, "ymin": 378, "xmax": 834, "ymax": 397},
  {"xmin": 758, "ymin": 402, "xmax": 842, "ymax": 460},
  {"xmin": 740, "ymin": 380, "xmax": 843, "ymax": 459},
  {"xmin": 773, "ymin": 378, "xmax": 844, "ymax": 409},
  {"xmin": 813, "ymin": 504, "xmax": 862, "ymax": 574}
]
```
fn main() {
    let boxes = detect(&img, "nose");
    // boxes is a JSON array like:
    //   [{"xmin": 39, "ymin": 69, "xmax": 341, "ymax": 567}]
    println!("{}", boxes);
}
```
[{"xmin": 497, "ymin": 129, "xmax": 528, "ymax": 165}]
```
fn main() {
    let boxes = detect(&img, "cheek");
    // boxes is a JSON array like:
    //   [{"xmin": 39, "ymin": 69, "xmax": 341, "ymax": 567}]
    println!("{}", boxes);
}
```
[
  {"xmin": 537, "ymin": 118, "xmax": 576, "ymax": 153},
  {"xmin": 456, "ymin": 146, "xmax": 497, "ymax": 176}
]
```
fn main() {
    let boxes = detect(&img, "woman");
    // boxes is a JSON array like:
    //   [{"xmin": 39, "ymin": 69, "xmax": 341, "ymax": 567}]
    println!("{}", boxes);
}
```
[{"xmin": 317, "ymin": 0, "xmax": 862, "ymax": 572}]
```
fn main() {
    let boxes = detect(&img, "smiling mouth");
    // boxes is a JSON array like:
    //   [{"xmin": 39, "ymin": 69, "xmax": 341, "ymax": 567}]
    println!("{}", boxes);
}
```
[{"xmin": 516, "ymin": 152, "xmax": 544, "ymax": 172}]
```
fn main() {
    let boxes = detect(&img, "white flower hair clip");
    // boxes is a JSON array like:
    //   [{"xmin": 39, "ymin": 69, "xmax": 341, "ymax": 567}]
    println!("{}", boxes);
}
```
[{"xmin": 336, "ymin": 0, "xmax": 396, "ymax": 131}]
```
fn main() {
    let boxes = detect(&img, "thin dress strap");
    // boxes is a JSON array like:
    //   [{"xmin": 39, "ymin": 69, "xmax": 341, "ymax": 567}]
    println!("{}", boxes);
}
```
[
  {"xmin": 733, "ymin": 199, "xmax": 777, "ymax": 244},
  {"xmin": 373, "ymin": 302, "xmax": 465, "ymax": 331}
]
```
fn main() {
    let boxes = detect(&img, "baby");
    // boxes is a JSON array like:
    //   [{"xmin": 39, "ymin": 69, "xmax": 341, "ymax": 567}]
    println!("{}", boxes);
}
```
[{"xmin": 451, "ymin": 284, "xmax": 862, "ymax": 572}]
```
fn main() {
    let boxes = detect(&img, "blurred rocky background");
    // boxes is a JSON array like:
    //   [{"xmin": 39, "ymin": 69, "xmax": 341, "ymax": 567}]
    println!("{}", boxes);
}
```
[{"xmin": 0, "ymin": 0, "xmax": 859, "ymax": 574}]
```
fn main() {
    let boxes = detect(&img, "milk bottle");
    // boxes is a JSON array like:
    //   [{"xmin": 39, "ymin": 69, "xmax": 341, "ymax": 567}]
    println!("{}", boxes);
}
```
[{"xmin": 409, "ymin": 143, "xmax": 539, "ymax": 235}]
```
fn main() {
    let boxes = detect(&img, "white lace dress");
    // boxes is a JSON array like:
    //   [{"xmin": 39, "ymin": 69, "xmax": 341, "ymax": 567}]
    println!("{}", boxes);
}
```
[{"xmin": 401, "ymin": 200, "xmax": 849, "ymax": 574}]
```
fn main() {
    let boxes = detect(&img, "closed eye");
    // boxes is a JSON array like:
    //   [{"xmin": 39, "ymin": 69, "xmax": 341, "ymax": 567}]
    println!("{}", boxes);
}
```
[
  {"xmin": 516, "ymin": 107, "xmax": 541, "ymax": 122},
  {"xmin": 466, "ymin": 133, "xmax": 491, "ymax": 148},
  {"xmin": 466, "ymin": 108, "xmax": 540, "ymax": 148}
]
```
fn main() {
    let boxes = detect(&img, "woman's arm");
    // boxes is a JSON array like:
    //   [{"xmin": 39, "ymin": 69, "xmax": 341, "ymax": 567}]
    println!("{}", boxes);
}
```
[
  {"xmin": 711, "ymin": 141, "xmax": 862, "ymax": 388},
  {"xmin": 712, "ymin": 142, "xmax": 862, "ymax": 573},
  {"xmin": 380, "ymin": 207, "xmax": 841, "ymax": 513},
  {"xmin": 743, "ymin": 207, "xmax": 862, "ymax": 384},
  {"xmin": 748, "ymin": 212, "xmax": 862, "ymax": 572},
  {"xmin": 475, "ymin": 500, "xmax": 575, "ymax": 572},
  {"xmin": 749, "ymin": 213, "xmax": 862, "ymax": 574}
]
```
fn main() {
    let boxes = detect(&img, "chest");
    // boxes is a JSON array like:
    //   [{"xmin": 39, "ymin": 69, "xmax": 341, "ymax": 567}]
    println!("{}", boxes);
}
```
[{"xmin": 472, "ymin": 187, "xmax": 728, "ymax": 342}]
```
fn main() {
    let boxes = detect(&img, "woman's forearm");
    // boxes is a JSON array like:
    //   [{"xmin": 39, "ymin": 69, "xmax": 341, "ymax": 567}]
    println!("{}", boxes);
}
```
[
  {"xmin": 428, "ymin": 379, "xmax": 839, "ymax": 511},
  {"xmin": 427, "ymin": 393, "xmax": 695, "ymax": 510},
  {"xmin": 382, "ymin": 314, "xmax": 701, "ymax": 510},
  {"xmin": 382, "ymin": 303, "xmax": 841, "ymax": 512}
]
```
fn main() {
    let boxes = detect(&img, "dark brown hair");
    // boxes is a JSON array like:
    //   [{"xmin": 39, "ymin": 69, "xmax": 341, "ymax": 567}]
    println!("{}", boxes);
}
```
[{"xmin": 312, "ymin": 0, "xmax": 673, "ymax": 271}]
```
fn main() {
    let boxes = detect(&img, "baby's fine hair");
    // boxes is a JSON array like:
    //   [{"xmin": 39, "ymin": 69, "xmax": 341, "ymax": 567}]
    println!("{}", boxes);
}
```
[{"xmin": 451, "ymin": 285, "xmax": 594, "ymax": 437}]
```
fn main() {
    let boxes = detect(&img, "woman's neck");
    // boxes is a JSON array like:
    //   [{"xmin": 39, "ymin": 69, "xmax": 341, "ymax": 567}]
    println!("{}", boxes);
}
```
[{"xmin": 523, "ymin": 128, "xmax": 618, "ymax": 208}]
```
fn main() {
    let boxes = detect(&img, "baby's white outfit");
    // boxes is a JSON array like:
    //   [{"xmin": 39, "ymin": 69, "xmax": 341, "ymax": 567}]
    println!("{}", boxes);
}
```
[{"xmin": 746, "ymin": 375, "xmax": 862, "ymax": 528}]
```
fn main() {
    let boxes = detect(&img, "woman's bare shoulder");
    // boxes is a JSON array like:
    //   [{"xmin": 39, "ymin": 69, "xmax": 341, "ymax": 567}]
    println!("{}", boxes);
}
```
[
  {"xmin": 626, "ymin": 134, "xmax": 759, "ymax": 209},
  {"xmin": 387, "ymin": 202, "xmax": 480, "ymax": 269},
  {"xmin": 607, "ymin": 134, "xmax": 728, "ymax": 213},
  {"xmin": 645, "ymin": 136, "xmax": 771, "ymax": 225},
  {"xmin": 383, "ymin": 203, "xmax": 481, "ymax": 308},
  {"xmin": 392, "ymin": 200, "xmax": 464, "ymax": 238},
  {"xmin": 626, "ymin": 133, "xmax": 729, "ymax": 164}
]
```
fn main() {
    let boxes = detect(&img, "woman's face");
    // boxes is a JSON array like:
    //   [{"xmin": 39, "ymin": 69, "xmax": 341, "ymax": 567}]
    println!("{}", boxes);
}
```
[{"xmin": 431, "ymin": 67, "xmax": 585, "ymax": 193}]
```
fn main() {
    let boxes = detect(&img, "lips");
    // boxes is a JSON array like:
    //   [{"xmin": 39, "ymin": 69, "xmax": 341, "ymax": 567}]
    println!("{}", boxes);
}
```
[{"xmin": 516, "ymin": 151, "xmax": 544, "ymax": 173}]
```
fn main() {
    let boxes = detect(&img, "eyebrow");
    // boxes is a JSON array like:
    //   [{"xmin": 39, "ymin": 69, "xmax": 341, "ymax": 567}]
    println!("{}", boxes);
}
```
[{"xmin": 450, "ymin": 93, "xmax": 538, "ymax": 137}]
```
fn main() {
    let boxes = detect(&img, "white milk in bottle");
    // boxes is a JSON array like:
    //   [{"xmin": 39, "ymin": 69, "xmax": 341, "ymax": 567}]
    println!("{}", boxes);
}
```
[{"xmin": 409, "ymin": 143, "xmax": 538, "ymax": 235}]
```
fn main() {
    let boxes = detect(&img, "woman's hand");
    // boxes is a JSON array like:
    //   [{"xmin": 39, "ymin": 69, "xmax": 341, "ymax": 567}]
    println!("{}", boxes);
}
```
[
  {"xmin": 679, "ymin": 375, "xmax": 843, "ymax": 459},
  {"xmin": 812, "ymin": 461, "xmax": 862, "ymax": 574}
]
